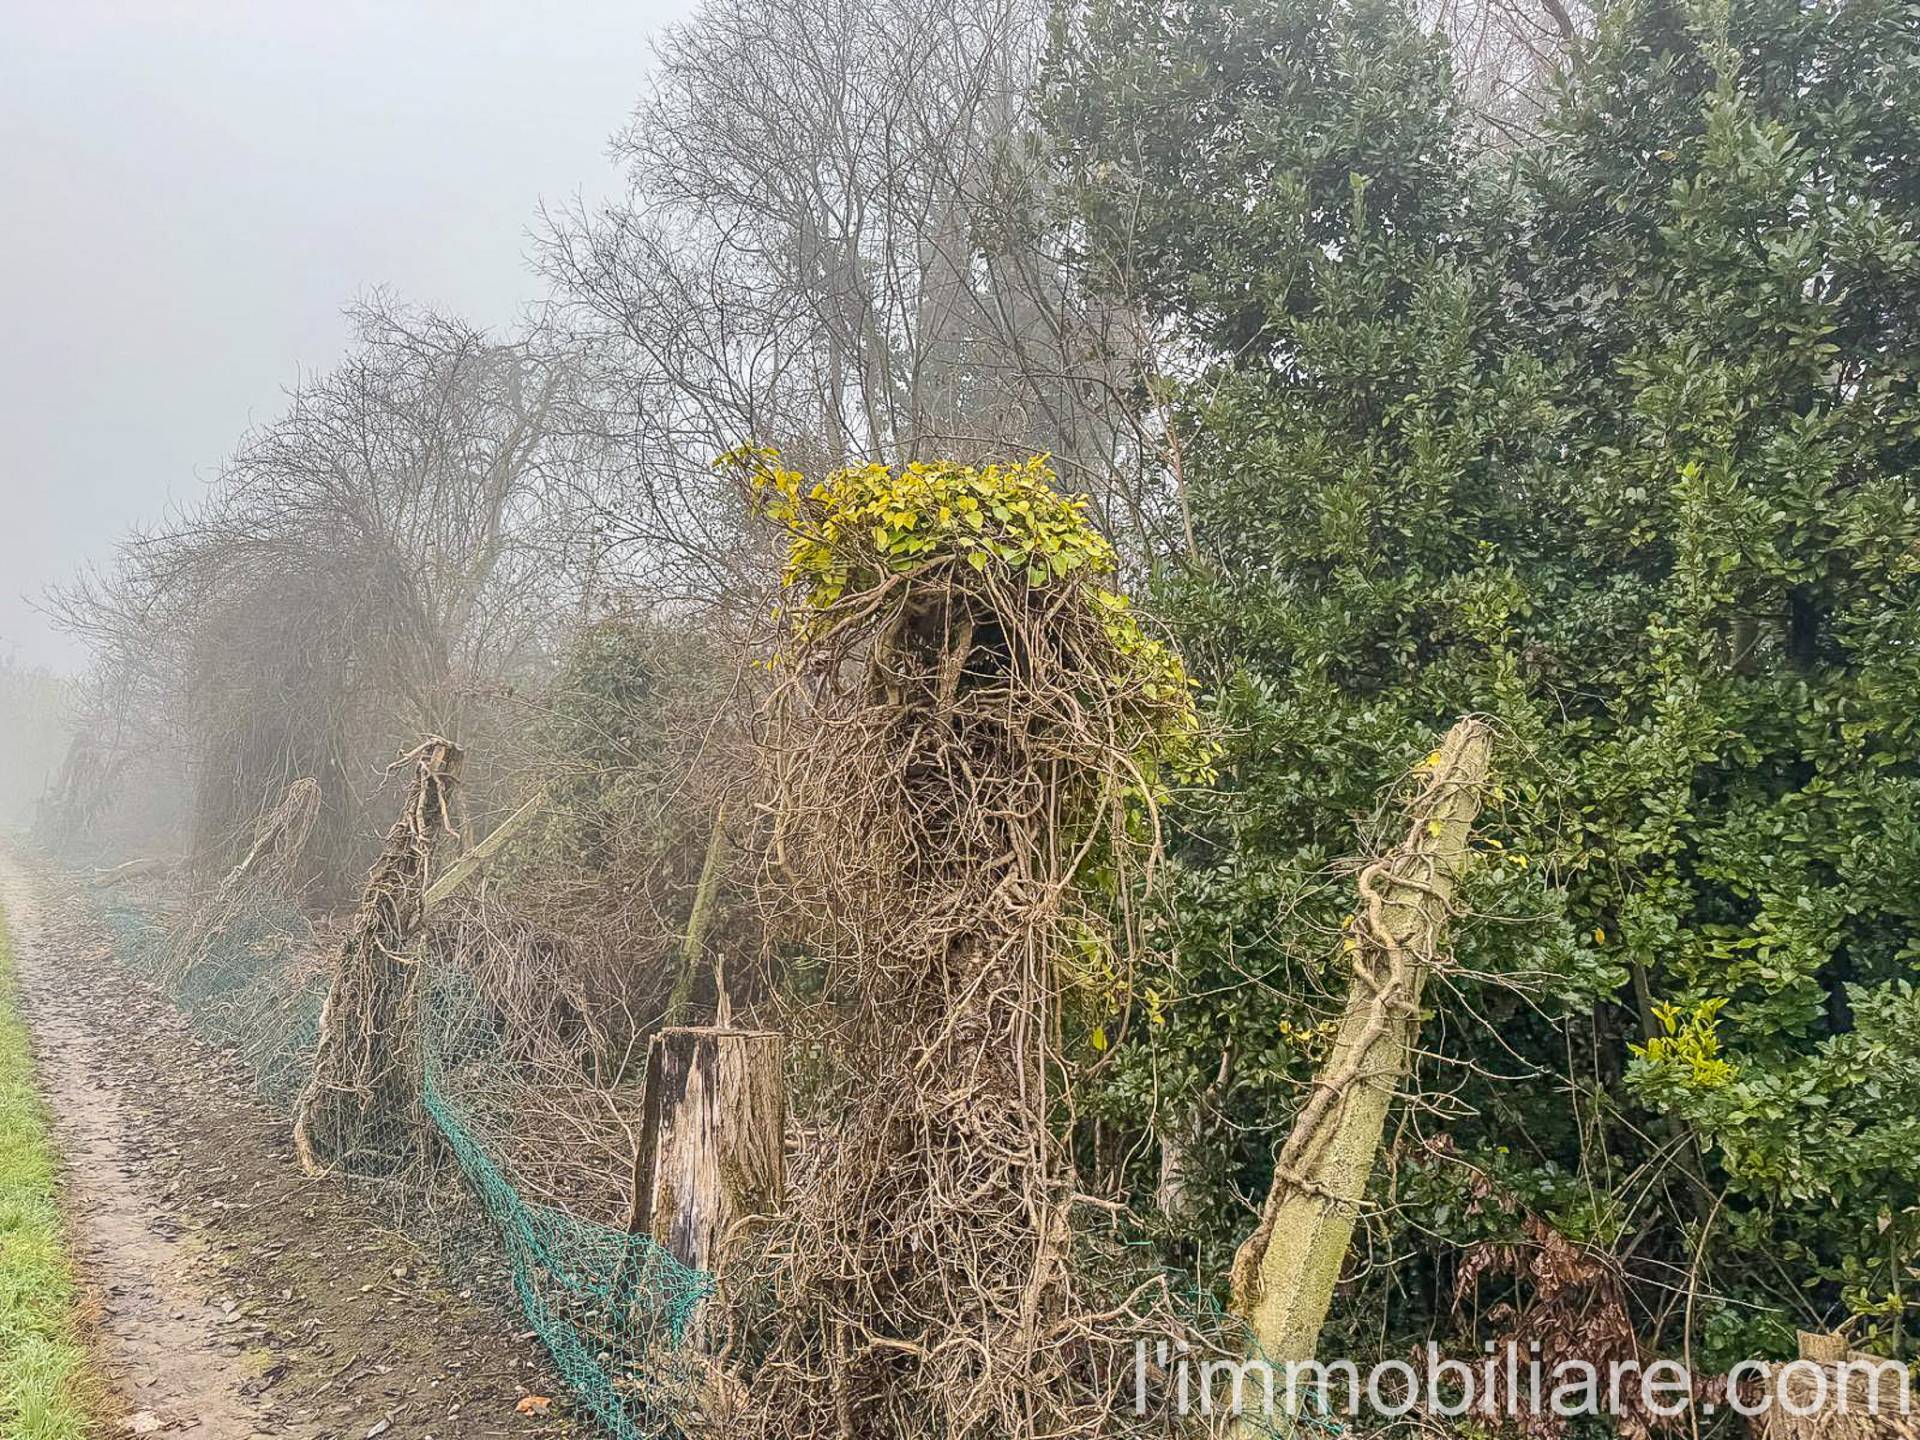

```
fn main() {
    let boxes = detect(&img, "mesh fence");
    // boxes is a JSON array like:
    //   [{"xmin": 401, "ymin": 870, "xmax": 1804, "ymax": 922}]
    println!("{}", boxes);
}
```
[
  {"xmin": 91, "ymin": 888, "xmax": 1304, "ymax": 1440},
  {"xmin": 94, "ymin": 891, "xmax": 714, "ymax": 1440}
]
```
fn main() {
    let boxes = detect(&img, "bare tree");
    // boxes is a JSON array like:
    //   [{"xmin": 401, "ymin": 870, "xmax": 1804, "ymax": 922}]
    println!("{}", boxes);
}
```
[
  {"xmin": 1424, "ymin": 0, "xmax": 1593, "ymax": 141},
  {"xmin": 49, "ymin": 297, "xmax": 573, "ymax": 892},
  {"xmin": 537, "ymin": 0, "xmax": 1175, "ymax": 616}
]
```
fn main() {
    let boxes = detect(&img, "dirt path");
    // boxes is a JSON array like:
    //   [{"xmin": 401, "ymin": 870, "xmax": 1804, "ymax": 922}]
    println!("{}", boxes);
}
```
[
  {"xmin": 0, "ymin": 847, "xmax": 571, "ymax": 1440},
  {"xmin": 0, "ymin": 852, "xmax": 271, "ymax": 1439}
]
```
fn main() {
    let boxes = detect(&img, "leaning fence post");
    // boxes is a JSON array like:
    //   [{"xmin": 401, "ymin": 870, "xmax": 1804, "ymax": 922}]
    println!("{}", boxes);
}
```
[{"xmin": 1229, "ymin": 717, "xmax": 1494, "ymax": 1382}]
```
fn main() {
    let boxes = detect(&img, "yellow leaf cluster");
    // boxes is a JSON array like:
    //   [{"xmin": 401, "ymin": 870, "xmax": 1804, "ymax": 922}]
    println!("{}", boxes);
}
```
[
  {"xmin": 723, "ymin": 445, "xmax": 1219, "ymax": 789},
  {"xmin": 1633, "ymin": 996, "xmax": 1736, "ymax": 1090},
  {"xmin": 725, "ymin": 447, "xmax": 1120, "ymax": 602}
]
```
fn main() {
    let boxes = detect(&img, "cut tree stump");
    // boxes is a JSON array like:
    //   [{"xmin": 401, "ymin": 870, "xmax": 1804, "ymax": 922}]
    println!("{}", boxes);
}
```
[
  {"xmin": 1752, "ymin": 1332, "xmax": 1919, "ymax": 1440},
  {"xmin": 630, "ymin": 1027, "xmax": 786, "ymax": 1281}
]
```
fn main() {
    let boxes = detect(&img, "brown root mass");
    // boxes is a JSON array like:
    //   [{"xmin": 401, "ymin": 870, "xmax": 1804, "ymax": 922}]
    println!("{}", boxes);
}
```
[
  {"xmin": 294, "ymin": 738, "xmax": 462, "ymax": 1175},
  {"xmin": 733, "ymin": 556, "xmax": 1226, "ymax": 1439}
]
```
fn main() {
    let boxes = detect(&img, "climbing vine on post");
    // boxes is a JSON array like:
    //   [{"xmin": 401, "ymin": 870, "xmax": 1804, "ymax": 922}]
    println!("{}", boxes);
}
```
[
  {"xmin": 1230, "ymin": 717, "xmax": 1494, "ymax": 1376},
  {"xmin": 294, "ymin": 738, "xmax": 462, "ymax": 1175}
]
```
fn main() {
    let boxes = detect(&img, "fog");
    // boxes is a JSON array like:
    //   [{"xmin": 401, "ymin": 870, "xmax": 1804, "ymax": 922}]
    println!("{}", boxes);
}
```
[
  {"xmin": 0, "ymin": 0, "xmax": 690, "ymax": 674},
  {"xmin": 6, "ymin": 4, "xmax": 1911, "ymax": 1439}
]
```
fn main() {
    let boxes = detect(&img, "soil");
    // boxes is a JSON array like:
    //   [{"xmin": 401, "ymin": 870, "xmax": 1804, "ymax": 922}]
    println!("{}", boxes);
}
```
[{"xmin": 0, "ymin": 845, "xmax": 575, "ymax": 1440}]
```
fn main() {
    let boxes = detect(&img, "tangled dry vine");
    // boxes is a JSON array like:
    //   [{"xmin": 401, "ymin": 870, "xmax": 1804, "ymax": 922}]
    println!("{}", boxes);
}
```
[
  {"xmin": 717, "ymin": 450, "xmax": 1228, "ymax": 1439},
  {"xmin": 294, "ymin": 738, "xmax": 463, "ymax": 1176}
]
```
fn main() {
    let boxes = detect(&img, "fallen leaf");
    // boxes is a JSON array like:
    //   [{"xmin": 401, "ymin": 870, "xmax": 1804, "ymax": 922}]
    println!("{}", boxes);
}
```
[
  {"xmin": 516, "ymin": 1395, "xmax": 552, "ymax": 1417},
  {"xmin": 366, "ymin": 1420, "xmax": 393, "ymax": 1439}
]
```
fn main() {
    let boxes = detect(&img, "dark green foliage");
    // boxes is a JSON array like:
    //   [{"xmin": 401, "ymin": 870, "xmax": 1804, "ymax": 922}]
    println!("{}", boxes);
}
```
[
  {"xmin": 524, "ymin": 614, "xmax": 665, "ymax": 880},
  {"xmin": 1053, "ymin": 0, "xmax": 1920, "ymax": 1364}
]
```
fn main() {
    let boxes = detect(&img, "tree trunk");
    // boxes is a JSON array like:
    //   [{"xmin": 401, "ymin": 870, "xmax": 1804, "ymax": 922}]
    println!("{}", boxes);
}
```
[
  {"xmin": 1229, "ymin": 717, "xmax": 1494, "ymax": 1380},
  {"xmin": 664, "ymin": 803, "xmax": 730, "ymax": 1026},
  {"xmin": 630, "ymin": 1026, "xmax": 786, "ymax": 1284}
]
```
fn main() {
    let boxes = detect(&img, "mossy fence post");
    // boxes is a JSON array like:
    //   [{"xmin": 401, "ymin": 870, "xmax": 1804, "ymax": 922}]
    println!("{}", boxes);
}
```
[{"xmin": 1229, "ymin": 716, "xmax": 1494, "ymax": 1390}]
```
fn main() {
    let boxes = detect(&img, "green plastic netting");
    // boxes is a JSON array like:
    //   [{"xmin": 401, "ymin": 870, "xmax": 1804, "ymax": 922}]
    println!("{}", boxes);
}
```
[
  {"xmin": 96, "ymin": 892, "xmax": 715, "ymax": 1440},
  {"xmin": 100, "ymin": 891, "xmax": 323, "ymax": 1109},
  {"xmin": 93, "ymin": 891, "xmax": 1324, "ymax": 1440}
]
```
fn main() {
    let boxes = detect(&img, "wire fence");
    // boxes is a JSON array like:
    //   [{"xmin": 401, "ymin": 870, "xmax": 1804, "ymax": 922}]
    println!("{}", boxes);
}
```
[{"xmin": 93, "ymin": 890, "xmax": 712, "ymax": 1440}]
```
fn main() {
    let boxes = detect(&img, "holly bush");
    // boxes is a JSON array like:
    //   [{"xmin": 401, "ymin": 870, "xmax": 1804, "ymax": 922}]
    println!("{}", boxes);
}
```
[{"xmin": 1052, "ymin": 0, "xmax": 1920, "ymax": 1365}]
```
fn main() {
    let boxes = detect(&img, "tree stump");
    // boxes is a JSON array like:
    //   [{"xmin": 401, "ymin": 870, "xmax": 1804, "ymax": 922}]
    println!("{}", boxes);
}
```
[
  {"xmin": 630, "ymin": 1027, "xmax": 786, "ymax": 1280},
  {"xmin": 1751, "ymin": 1332, "xmax": 1919, "ymax": 1440}
]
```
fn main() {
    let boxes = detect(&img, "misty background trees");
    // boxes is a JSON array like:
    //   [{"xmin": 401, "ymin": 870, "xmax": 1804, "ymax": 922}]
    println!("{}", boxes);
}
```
[
  {"xmin": 15, "ymin": 0, "xmax": 1920, "ymax": 1388},
  {"xmin": 0, "ymin": 657, "xmax": 68, "ymax": 827}
]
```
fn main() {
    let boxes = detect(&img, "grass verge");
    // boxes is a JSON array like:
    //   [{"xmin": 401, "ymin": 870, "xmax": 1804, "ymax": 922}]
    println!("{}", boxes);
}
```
[{"xmin": 0, "ymin": 900, "xmax": 96, "ymax": 1439}]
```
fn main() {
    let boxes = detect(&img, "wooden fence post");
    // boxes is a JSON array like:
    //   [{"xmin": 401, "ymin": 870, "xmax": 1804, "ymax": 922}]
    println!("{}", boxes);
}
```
[{"xmin": 1229, "ymin": 717, "xmax": 1494, "ymax": 1382}]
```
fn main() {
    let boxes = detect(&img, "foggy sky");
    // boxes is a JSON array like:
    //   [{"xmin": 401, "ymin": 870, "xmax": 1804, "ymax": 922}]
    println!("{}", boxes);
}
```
[{"xmin": 0, "ymin": 0, "xmax": 691, "ymax": 674}]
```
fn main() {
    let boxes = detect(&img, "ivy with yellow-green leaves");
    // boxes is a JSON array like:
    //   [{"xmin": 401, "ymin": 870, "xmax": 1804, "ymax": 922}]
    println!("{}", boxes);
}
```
[{"xmin": 724, "ymin": 447, "xmax": 1216, "ymax": 792}]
